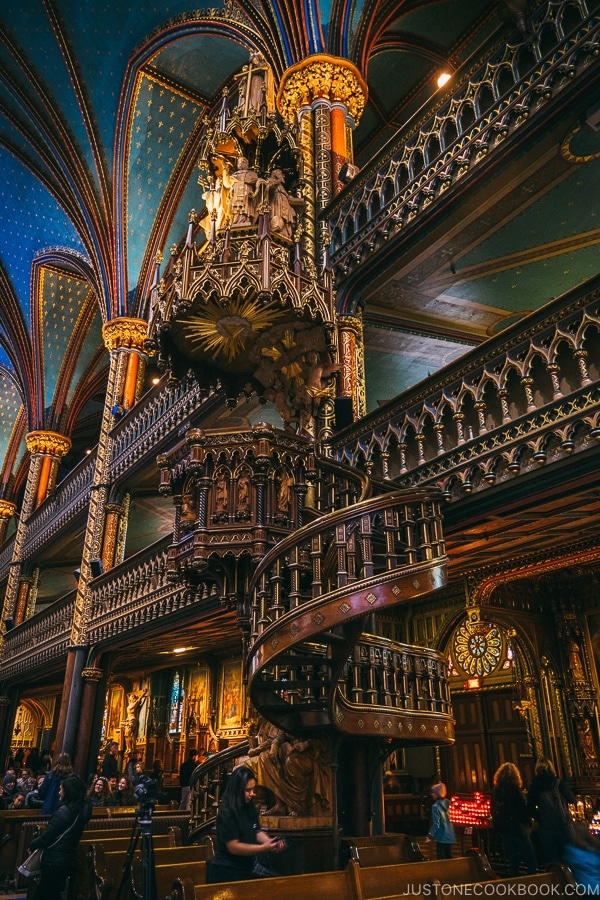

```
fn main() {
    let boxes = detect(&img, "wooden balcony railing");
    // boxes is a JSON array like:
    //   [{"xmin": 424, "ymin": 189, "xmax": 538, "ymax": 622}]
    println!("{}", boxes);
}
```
[
  {"xmin": 329, "ymin": 278, "xmax": 600, "ymax": 500},
  {"xmin": 328, "ymin": 0, "xmax": 600, "ymax": 277}
]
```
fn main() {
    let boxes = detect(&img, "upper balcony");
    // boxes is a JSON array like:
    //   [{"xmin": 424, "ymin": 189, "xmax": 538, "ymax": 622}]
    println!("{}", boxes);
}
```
[
  {"xmin": 329, "ymin": 276, "xmax": 600, "ymax": 574},
  {"xmin": 328, "ymin": 0, "xmax": 600, "ymax": 284}
]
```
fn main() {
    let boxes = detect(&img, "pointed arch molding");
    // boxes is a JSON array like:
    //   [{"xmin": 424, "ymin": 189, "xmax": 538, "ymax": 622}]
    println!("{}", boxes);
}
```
[{"xmin": 468, "ymin": 545, "xmax": 600, "ymax": 608}]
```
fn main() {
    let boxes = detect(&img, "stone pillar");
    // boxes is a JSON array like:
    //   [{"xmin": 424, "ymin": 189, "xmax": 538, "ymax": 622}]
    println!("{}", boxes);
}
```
[
  {"xmin": 0, "ymin": 500, "xmax": 16, "ymax": 546},
  {"xmin": 60, "ymin": 318, "xmax": 147, "ymax": 759},
  {"xmin": 73, "ymin": 666, "xmax": 104, "ymax": 776},
  {"xmin": 1, "ymin": 432, "xmax": 71, "ymax": 630},
  {"xmin": 338, "ymin": 312, "xmax": 366, "ymax": 421},
  {"xmin": 277, "ymin": 54, "xmax": 368, "ymax": 261}
]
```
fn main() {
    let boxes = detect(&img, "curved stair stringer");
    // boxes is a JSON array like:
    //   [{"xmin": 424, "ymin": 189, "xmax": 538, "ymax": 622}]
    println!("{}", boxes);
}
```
[{"xmin": 247, "ymin": 555, "xmax": 453, "ymax": 741}]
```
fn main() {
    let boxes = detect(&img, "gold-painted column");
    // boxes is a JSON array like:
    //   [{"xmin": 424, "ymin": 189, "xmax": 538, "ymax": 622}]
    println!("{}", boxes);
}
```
[
  {"xmin": 101, "ymin": 502, "xmax": 125, "ymax": 572},
  {"xmin": 338, "ymin": 312, "xmax": 366, "ymax": 421},
  {"xmin": 58, "ymin": 319, "xmax": 147, "ymax": 759},
  {"xmin": 0, "ymin": 500, "xmax": 16, "ymax": 546},
  {"xmin": 71, "ymin": 318, "xmax": 148, "ymax": 645},
  {"xmin": 277, "ymin": 54, "xmax": 367, "ymax": 261},
  {"xmin": 1, "ymin": 432, "xmax": 71, "ymax": 629},
  {"xmin": 297, "ymin": 105, "xmax": 317, "ymax": 262}
]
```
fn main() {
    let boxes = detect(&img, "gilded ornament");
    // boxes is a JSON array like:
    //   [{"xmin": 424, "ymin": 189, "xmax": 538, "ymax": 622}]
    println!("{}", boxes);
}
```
[
  {"xmin": 82, "ymin": 667, "xmax": 103, "ymax": 681},
  {"xmin": 103, "ymin": 317, "xmax": 149, "ymax": 351},
  {"xmin": 277, "ymin": 55, "xmax": 368, "ymax": 125},
  {"xmin": 0, "ymin": 500, "xmax": 16, "ymax": 519},
  {"xmin": 25, "ymin": 431, "xmax": 72, "ymax": 458}
]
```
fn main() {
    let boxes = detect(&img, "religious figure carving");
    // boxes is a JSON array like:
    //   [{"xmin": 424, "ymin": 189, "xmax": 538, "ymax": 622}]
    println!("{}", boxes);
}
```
[
  {"xmin": 181, "ymin": 482, "xmax": 197, "ymax": 525},
  {"xmin": 266, "ymin": 169, "xmax": 304, "ymax": 239},
  {"xmin": 124, "ymin": 689, "xmax": 147, "ymax": 753},
  {"xmin": 295, "ymin": 351, "xmax": 340, "ymax": 436},
  {"xmin": 577, "ymin": 718, "xmax": 597, "ymax": 760},
  {"xmin": 223, "ymin": 157, "xmax": 260, "ymax": 226},
  {"xmin": 215, "ymin": 476, "xmax": 228, "ymax": 514},
  {"xmin": 247, "ymin": 718, "xmax": 331, "ymax": 816},
  {"xmin": 236, "ymin": 474, "xmax": 251, "ymax": 515},
  {"xmin": 200, "ymin": 174, "xmax": 226, "ymax": 239},
  {"xmin": 233, "ymin": 53, "xmax": 274, "ymax": 117},
  {"xmin": 265, "ymin": 377, "xmax": 295, "ymax": 431},
  {"xmin": 276, "ymin": 471, "xmax": 293, "ymax": 512},
  {"xmin": 568, "ymin": 639, "xmax": 586, "ymax": 681}
]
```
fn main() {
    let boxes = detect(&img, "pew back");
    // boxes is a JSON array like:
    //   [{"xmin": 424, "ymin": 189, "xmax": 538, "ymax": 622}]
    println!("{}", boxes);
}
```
[
  {"xmin": 357, "ymin": 851, "xmax": 496, "ymax": 898},
  {"xmin": 171, "ymin": 865, "xmax": 360, "ymax": 900}
]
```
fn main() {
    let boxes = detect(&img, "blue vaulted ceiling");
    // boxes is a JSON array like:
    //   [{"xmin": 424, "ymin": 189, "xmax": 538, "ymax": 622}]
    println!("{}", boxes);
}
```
[{"xmin": 0, "ymin": 0, "xmax": 598, "ymax": 481}]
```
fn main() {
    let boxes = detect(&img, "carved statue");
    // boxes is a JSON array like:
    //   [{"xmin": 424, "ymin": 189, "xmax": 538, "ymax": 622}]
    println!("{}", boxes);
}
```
[
  {"xmin": 266, "ymin": 169, "xmax": 304, "ymax": 239},
  {"xmin": 124, "ymin": 689, "xmax": 147, "ymax": 753},
  {"xmin": 295, "ymin": 351, "xmax": 340, "ymax": 436},
  {"xmin": 223, "ymin": 157, "xmax": 260, "ymax": 226},
  {"xmin": 215, "ymin": 476, "xmax": 228, "ymax": 513},
  {"xmin": 181, "ymin": 482, "xmax": 197, "ymax": 524},
  {"xmin": 247, "ymin": 717, "xmax": 331, "ymax": 816},
  {"xmin": 200, "ymin": 174, "xmax": 226, "ymax": 239},
  {"xmin": 276, "ymin": 471, "xmax": 293, "ymax": 512},
  {"xmin": 233, "ymin": 53, "xmax": 274, "ymax": 117},
  {"xmin": 577, "ymin": 718, "xmax": 597, "ymax": 760},
  {"xmin": 237, "ymin": 475, "xmax": 251, "ymax": 512},
  {"xmin": 265, "ymin": 377, "xmax": 295, "ymax": 431},
  {"xmin": 568, "ymin": 639, "xmax": 586, "ymax": 681}
]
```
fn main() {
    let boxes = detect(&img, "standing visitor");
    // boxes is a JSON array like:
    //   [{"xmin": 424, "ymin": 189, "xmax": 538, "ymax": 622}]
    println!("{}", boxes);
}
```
[
  {"xmin": 207, "ymin": 766, "xmax": 286, "ymax": 883},
  {"xmin": 37, "ymin": 753, "xmax": 73, "ymax": 815},
  {"xmin": 527, "ymin": 757, "xmax": 575, "ymax": 864},
  {"xmin": 179, "ymin": 749, "xmax": 197, "ymax": 811},
  {"xmin": 28, "ymin": 774, "xmax": 91, "ymax": 900},
  {"xmin": 427, "ymin": 782, "xmax": 456, "ymax": 859},
  {"xmin": 101, "ymin": 742, "xmax": 120, "ymax": 780},
  {"xmin": 491, "ymin": 762, "xmax": 537, "ymax": 876}
]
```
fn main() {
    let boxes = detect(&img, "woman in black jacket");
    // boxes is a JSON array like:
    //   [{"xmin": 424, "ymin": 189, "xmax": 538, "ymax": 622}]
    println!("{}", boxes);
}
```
[
  {"xmin": 28, "ymin": 773, "xmax": 91, "ymax": 900},
  {"xmin": 207, "ymin": 765, "xmax": 285, "ymax": 883},
  {"xmin": 491, "ymin": 762, "xmax": 537, "ymax": 876}
]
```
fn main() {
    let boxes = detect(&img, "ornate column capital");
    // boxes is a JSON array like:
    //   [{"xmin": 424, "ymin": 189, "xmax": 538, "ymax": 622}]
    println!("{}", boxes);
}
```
[
  {"xmin": 82, "ymin": 667, "xmax": 104, "ymax": 682},
  {"xmin": 277, "ymin": 54, "xmax": 368, "ymax": 124},
  {"xmin": 0, "ymin": 500, "xmax": 16, "ymax": 520},
  {"xmin": 25, "ymin": 430, "xmax": 72, "ymax": 458},
  {"xmin": 338, "ymin": 313, "xmax": 363, "ymax": 335},
  {"xmin": 102, "ymin": 317, "xmax": 148, "ymax": 351}
]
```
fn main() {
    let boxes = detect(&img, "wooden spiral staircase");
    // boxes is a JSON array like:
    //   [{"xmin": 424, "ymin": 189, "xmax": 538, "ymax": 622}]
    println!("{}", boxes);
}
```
[
  {"xmin": 188, "ymin": 456, "xmax": 455, "ymax": 840},
  {"xmin": 245, "ymin": 485, "xmax": 453, "ymax": 742}
]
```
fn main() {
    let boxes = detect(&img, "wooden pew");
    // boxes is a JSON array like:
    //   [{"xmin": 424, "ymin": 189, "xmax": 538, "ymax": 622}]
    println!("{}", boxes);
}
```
[
  {"xmin": 80, "ymin": 832, "xmax": 176, "ymax": 852},
  {"xmin": 456, "ymin": 864, "xmax": 576, "ymax": 898},
  {"xmin": 342, "ymin": 834, "xmax": 425, "ymax": 866},
  {"xmin": 167, "ymin": 864, "xmax": 361, "ymax": 900},
  {"xmin": 87, "ymin": 842, "xmax": 207, "ymax": 900},
  {"xmin": 142, "ymin": 860, "xmax": 207, "ymax": 900},
  {"xmin": 356, "ymin": 850, "xmax": 496, "ymax": 898}
]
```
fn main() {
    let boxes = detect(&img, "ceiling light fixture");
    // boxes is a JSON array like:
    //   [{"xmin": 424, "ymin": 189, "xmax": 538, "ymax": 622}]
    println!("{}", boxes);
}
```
[
  {"xmin": 173, "ymin": 647, "xmax": 187, "ymax": 654},
  {"xmin": 437, "ymin": 72, "xmax": 452, "ymax": 89}
]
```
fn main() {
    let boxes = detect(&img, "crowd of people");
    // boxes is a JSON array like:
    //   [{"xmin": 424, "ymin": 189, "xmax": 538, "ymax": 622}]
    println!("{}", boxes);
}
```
[
  {"xmin": 421, "ymin": 756, "xmax": 600, "ymax": 887},
  {"xmin": 4, "ymin": 744, "xmax": 600, "ymax": 889}
]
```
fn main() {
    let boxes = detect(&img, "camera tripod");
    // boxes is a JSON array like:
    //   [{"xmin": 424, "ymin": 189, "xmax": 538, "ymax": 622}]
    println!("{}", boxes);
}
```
[{"xmin": 114, "ymin": 801, "xmax": 158, "ymax": 900}]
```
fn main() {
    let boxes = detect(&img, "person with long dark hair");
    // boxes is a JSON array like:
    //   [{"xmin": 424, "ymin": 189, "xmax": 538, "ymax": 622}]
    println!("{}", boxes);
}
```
[
  {"xmin": 37, "ymin": 753, "xmax": 73, "ymax": 814},
  {"xmin": 491, "ymin": 762, "xmax": 537, "ymax": 876},
  {"xmin": 207, "ymin": 765, "xmax": 285, "ymax": 883},
  {"xmin": 28, "ymin": 773, "xmax": 91, "ymax": 900}
]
